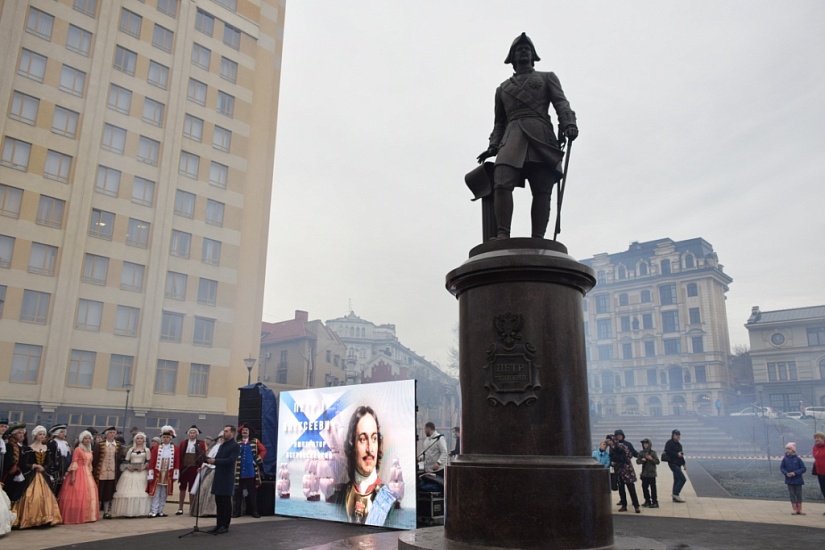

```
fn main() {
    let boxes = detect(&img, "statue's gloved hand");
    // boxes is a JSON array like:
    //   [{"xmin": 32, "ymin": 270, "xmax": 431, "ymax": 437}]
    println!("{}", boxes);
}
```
[
  {"xmin": 476, "ymin": 147, "xmax": 497, "ymax": 164},
  {"xmin": 565, "ymin": 126, "xmax": 578, "ymax": 142}
]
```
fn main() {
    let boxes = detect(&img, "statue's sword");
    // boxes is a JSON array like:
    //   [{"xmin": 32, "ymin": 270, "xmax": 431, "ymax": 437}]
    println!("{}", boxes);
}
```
[{"xmin": 553, "ymin": 137, "xmax": 572, "ymax": 241}]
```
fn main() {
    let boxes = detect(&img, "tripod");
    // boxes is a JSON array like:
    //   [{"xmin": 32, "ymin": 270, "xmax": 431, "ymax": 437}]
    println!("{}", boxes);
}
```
[{"xmin": 179, "ymin": 463, "xmax": 211, "ymax": 538}]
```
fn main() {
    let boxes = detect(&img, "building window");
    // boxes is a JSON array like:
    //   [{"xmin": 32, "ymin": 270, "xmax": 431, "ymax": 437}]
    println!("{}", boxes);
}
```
[
  {"xmin": 120, "ymin": 261, "xmax": 144, "ymax": 292},
  {"xmin": 142, "ymin": 98, "xmax": 165, "ymax": 126},
  {"xmin": 0, "ymin": 185, "xmax": 23, "ymax": 218},
  {"xmin": 820, "ymin": 359, "xmax": 825, "ymax": 380},
  {"xmin": 619, "ymin": 316, "xmax": 630, "ymax": 332},
  {"xmin": 119, "ymin": 8, "xmax": 142, "ymax": 37},
  {"xmin": 595, "ymin": 294, "xmax": 610, "ymax": 314},
  {"xmin": 220, "ymin": 57, "xmax": 238, "ymax": 83},
  {"xmin": 767, "ymin": 362, "xmax": 798, "ymax": 382},
  {"xmin": 174, "ymin": 190, "xmax": 196, "ymax": 218},
  {"xmin": 10, "ymin": 92, "xmax": 39, "ymax": 125},
  {"xmin": 76, "ymin": 299, "xmax": 103, "ymax": 331},
  {"xmin": 193, "ymin": 317, "xmax": 215, "ymax": 346},
  {"xmin": 137, "ymin": 136, "xmax": 160, "ymax": 165},
  {"xmin": 165, "ymin": 271, "xmax": 187, "ymax": 300},
  {"xmin": 660, "ymin": 259, "xmax": 671, "ymax": 275},
  {"xmin": 18, "ymin": 49, "xmax": 47, "ymax": 82},
  {"xmin": 692, "ymin": 336, "xmax": 704, "ymax": 353},
  {"xmin": 596, "ymin": 270, "xmax": 605, "ymax": 284},
  {"xmin": 659, "ymin": 284, "xmax": 677, "ymax": 306},
  {"xmin": 126, "ymin": 218, "xmax": 150, "ymax": 248},
  {"xmin": 107, "ymin": 354, "xmax": 133, "ymax": 389},
  {"xmin": 622, "ymin": 343, "xmax": 632, "ymax": 359},
  {"xmin": 26, "ymin": 7, "xmax": 54, "ymax": 40},
  {"xmin": 68, "ymin": 350, "xmax": 95, "ymax": 387},
  {"xmin": 114, "ymin": 305, "xmax": 139, "ymax": 337},
  {"xmin": 178, "ymin": 151, "xmax": 199, "ymax": 178},
  {"xmin": 0, "ymin": 285, "xmax": 5, "ymax": 317},
  {"xmin": 132, "ymin": 177, "xmax": 155, "ymax": 206},
  {"xmin": 73, "ymin": 0, "xmax": 97, "ymax": 17},
  {"xmin": 217, "ymin": 92, "xmax": 234, "ymax": 117},
  {"xmin": 11, "ymin": 344, "xmax": 42, "ymax": 383},
  {"xmin": 107, "ymin": 84, "xmax": 131, "ymax": 114},
  {"xmin": 647, "ymin": 369, "xmax": 657, "ymax": 386},
  {"xmin": 187, "ymin": 79, "xmax": 207, "ymax": 105},
  {"xmin": 638, "ymin": 262, "xmax": 648, "ymax": 276},
  {"xmin": 148, "ymin": 61, "xmax": 169, "ymax": 89},
  {"xmin": 157, "ymin": 0, "xmax": 178, "ymax": 18},
  {"xmin": 28, "ymin": 243, "xmax": 57, "ymax": 276},
  {"xmin": 223, "ymin": 24, "xmax": 241, "ymax": 50},
  {"xmin": 806, "ymin": 326, "xmax": 825, "ymax": 346},
  {"xmin": 624, "ymin": 370, "xmax": 634, "ymax": 387},
  {"xmin": 195, "ymin": 9, "xmax": 214, "ymax": 36},
  {"xmin": 52, "ymin": 106, "xmax": 79, "ymax": 137},
  {"xmin": 1, "ymin": 137, "xmax": 32, "ymax": 171},
  {"xmin": 617, "ymin": 265, "xmax": 627, "ymax": 279},
  {"xmin": 618, "ymin": 293, "xmax": 628, "ymax": 306},
  {"xmin": 101, "ymin": 123, "xmax": 127, "ymax": 154},
  {"xmin": 170, "ymin": 231, "xmax": 191, "ymax": 258},
  {"xmin": 213, "ymin": 126, "xmax": 231, "ymax": 152},
  {"xmin": 192, "ymin": 43, "xmax": 211, "ymax": 69},
  {"xmin": 0, "ymin": 235, "xmax": 14, "ymax": 267},
  {"xmin": 202, "ymin": 238, "xmax": 221, "ymax": 265},
  {"xmin": 205, "ymin": 200, "xmax": 224, "ymax": 226},
  {"xmin": 44, "ymin": 150, "xmax": 73, "ymax": 183},
  {"xmin": 664, "ymin": 338, "xmax": 681, "ymax": 355},
  {"xmin": 216, "ymin": 0, "xmax": 238, "ymax": 11},
  {"xmin": 689, "ymin": 307, "xmax": 701, "ymax": 325},
  {"xmin": 95, "ymin": 165, "xmax": 121, "ymax": 196},
  {"xmin": 209, "ymin": 161, "xmax": 228, "ymax": 188},
  {"xmin": 152, "ymin": 24, "xmax": 174, "ymax": 52},
  {"xmin": 684, "ymin": 254, "xmax": 695, "ymax": 269},
  {"xmin": 66, "ymin": 24, "xmax": 92, "ymax": 56},
  {"xmin": 113, "ymin": 46, "xmax": 137, "ymax": 75},
  {"xmin": 644, "ymin": 341, "xmax": 655, "ymax": 357},
  {"xmin": 20, "ymin": 290, "xmax": 51, "ymax": 323},
  {"xmin": 154, "ymin": 359, "xmax": 178, "ymax": 393},
  {"xmin": 596, "ymin": 319, "xmax": 611, "ymax": 339},
  {"xmin": 662, "ymin": 310, "xmax": 679, "ymax": 333},
  {"xmin": 36, "ymin": 195, "xmax": 64, "ymax": 228},
  {"xmin": 639, "ymin": 290, "xmax": 651, "ymax": 303},
  {"xmin": 89, "ymin": 208, "xmax": 115, "ymax": 240},
  {"xmin": 160, "ymin": 312, "xmax": 184, "ymax": 342},
  {"xmin": 687, "ymin": 283, "xmax": 698, "ymax": 297},
  {"xmin": 197, "ymin": 278, "xmax": 218, "ymax": 306},
  {"xmin": 640, "ymin": 313, "xmax": 652, "ymax": 330},
  {"xmin": 82, "ymin": 253, "xmax": 108, "ymax": 284},
  {"xmin": 189, "ymin": 364, "xmax": 210, "ymax": 396},
  {"xmin": 183, "ymin": 115, "xmax": 204, "ymax": 141}
]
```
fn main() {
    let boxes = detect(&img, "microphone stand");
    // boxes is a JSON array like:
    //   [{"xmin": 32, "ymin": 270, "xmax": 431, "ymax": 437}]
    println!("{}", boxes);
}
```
[{"xmin": 179, "ymin": 446, "xmax": 209, "ymax": 538}]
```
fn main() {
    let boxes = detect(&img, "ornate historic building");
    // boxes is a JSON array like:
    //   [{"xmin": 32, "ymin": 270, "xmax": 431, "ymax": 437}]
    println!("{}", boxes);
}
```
[
  {"xmin": 0, "ymin": 0, "xmax": 285, "ymax": 435},
  {"xmin": 582, "ymin": 238, "xmax": 734, "ymax": 416},
  {"xmin": 325, "ymin": 311, "xmax": 460, "ymax": 433},
  {"xmin": 746, "ymin": 305, "xmax": 825, "ymax": 411}
]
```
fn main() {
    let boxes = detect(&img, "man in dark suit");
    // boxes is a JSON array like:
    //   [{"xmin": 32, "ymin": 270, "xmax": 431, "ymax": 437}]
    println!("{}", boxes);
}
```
[{"xmin": 206, "ymin": 425, "xmax": 240, "ymax": 535}]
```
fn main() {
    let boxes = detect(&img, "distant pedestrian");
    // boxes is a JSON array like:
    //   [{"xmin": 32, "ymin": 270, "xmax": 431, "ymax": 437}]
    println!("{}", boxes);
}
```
[
  {"xmin": 614, "ymin": 430, "xmax": 638, "ymax": 458},
  {"xmin": 609, "ymin": 435, "xmax": 640, "ymax": 513},
  {"xmin": 592, "ymin": 439, "xmax": 610, "ymax": 469},
  {"xmin": 449, "ymin": 427, "xmax": 460, "ymax": 458},
  {"xmin": 812, "ymin": 432, "xmax": 825, "ymax": 513},
  {"xmin": 663, "ymin": 429, "xmax": 687, "ymax": 502},
  {"xmin": 780, "ymin": 442, "xmax": 806, "ymax": 515},
  {"xmin": 636, "ymin": 438, "xmax": 660, "ymax": 508}
]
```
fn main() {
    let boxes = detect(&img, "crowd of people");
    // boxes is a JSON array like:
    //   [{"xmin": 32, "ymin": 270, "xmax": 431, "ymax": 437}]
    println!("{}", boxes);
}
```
[{"xmin": 0, "ymin": 418, "xmax": 266, "ymax": 537}]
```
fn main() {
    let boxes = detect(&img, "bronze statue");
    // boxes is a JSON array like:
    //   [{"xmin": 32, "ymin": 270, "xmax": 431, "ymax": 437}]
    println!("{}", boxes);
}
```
[{"xmin": 476, "ymin": 33, "xmax": 578, "ymax": 240}]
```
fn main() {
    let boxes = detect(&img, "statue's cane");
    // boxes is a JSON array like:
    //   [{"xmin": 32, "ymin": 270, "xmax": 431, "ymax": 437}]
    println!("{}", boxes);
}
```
[{"xmin": 553, "ymin": 137, "xmax": 572, "ymax": 241}]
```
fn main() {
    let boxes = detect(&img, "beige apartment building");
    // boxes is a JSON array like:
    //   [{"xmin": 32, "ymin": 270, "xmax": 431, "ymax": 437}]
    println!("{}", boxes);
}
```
[
  {"xmin": 582, "ymin": 238, "xmax": 734, "ymax": 417},
  {"xmin": 0, "ymin": 0, "xmax": 284, "ymax": 435}
]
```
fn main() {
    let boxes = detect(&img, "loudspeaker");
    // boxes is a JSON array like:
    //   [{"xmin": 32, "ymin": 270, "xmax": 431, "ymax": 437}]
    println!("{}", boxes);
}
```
[{"xmin": 238, "ymin": 387, "xmax": 262, "ymax": 436}]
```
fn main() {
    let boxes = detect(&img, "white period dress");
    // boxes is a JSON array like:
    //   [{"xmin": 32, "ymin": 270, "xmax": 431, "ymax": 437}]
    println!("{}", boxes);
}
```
[{"xmin": 111, "ymin": 447, "xmax": 152, "ymax": 517}]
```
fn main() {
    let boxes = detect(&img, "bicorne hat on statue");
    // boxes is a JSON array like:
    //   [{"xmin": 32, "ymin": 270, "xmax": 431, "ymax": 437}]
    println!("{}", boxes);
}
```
[{"xmin": 504, "ymin": 32, "xmax": 541, "ymax": 64}]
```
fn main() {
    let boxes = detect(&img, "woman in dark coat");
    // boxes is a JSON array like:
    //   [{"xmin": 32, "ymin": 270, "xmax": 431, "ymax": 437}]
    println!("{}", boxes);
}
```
[
  {"xmin": 205, "ymin": 425, "xmax": 240, "ymax": 535},
  {"xmin": 608, "ymin": 435, "xmax": 640, "ymax": 513},
  {"xmin": 780, "ymin": 442, "xmax": 806, "ymax": 515}
]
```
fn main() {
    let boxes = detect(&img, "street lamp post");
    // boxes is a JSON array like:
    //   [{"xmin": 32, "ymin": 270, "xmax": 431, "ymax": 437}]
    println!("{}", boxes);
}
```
[
  {"xmin": 122, "ymin": 382, "xmax": 133, "ymax": 432},
  {"xmin": 244, "ymin": 356, "xmax": 257, "ymax": 386}
]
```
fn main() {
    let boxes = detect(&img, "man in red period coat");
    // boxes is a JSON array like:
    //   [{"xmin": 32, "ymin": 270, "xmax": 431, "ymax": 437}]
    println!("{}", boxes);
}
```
[
  {"xmin": 176, "ymin": 425, "xmax": 206, "ymax": 515},
  {"xmin": 146, "ymin": 426, "xmax": 180, "ymax": 517}
]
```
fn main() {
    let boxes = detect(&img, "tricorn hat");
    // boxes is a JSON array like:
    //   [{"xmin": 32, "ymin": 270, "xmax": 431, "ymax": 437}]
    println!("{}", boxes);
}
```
[
  {"xmin": 49, "ymin": 424, "xmax": 68, "ymax": 435},
  {"xmin": 161, "ymin": 425, "xmax": 176, "ymax": 438},
  {"xmin": 465, "ymin": 162, "xmax": 495, "ymax": 201},
  {"xmin": 187, "ymin": 425, "xmax": 201, "ymax": 434},
  {"xmin": 504, "ymin": 32, "xmax": 541, "ymax": 65}
]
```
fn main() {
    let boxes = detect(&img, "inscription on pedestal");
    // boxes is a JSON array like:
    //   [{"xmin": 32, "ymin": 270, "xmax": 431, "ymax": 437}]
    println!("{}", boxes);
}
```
[{"xmin": 484, "ymin": 313, "xmax": 542, "ymax": 406}]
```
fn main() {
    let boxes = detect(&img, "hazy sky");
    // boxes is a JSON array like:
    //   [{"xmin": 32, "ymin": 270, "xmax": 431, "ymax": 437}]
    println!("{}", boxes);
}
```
[{"xmin": 264, "ymin": 1, "xmax": 825, "ymax": 368}]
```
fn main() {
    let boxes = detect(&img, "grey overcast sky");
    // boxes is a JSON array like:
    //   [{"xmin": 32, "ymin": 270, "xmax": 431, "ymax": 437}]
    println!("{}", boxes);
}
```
[{"xmin": 264, "ymin": 1, "xmax": 825, "ymax": 368}]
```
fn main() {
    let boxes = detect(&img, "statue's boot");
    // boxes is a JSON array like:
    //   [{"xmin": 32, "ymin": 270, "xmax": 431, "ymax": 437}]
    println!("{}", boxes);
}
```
[
  {"xmin": 493, "ymin": 188, "xmax": 513, "ymax": 239},
  {"xmin": 530, "ymin": 192, "xmax": 551, "ymax": 239}
]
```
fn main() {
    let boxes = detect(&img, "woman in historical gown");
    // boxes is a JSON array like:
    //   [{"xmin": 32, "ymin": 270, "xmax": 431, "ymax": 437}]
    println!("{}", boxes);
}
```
[
  {"xmin": 111, "ymin": 432, "xmax": 152, "ymax": 517},
  {"xmin": 190, "ymin": 435, "xmax": 222, "ymax": 517},
  {"xmin": 58, "ymin": 431, "xmax": 99, "ymax": 524},
  {"xmin": 0, "ymin": 486, "xmax": 15, "ymax": 536},
  {"xmin": 12, "ymin": 425, "xmax": 62, "ymax": 528}
]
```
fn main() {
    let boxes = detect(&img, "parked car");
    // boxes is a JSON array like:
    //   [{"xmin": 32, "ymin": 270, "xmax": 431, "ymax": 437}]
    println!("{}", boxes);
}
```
[
  {"xmin": 803, "ymin": 406, "xmax": 825, "ymax": 420},
  {"xmin": 730, "ymin": 406, "xmax": 778, "ymax": 418},
  {"xmin": 781, "ymin": 411, "xmax": 804, "ymax": 420}
]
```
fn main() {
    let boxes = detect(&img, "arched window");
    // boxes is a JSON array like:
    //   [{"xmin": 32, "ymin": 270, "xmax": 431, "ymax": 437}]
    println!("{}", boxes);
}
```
[
  {"xmin": 661, "ymin": 259, "xmax": 671, "ymax": 275},
  {"xmin": 684, "ymin": 254, "xmax": 695, "ymax": 269},
  {"xmin": 618, "ymin": 265, "xmax": 627, "ymax": 279},
  {"xmin": 638, "ymin": 262, "xmax": 648, "ymax": 276}
]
